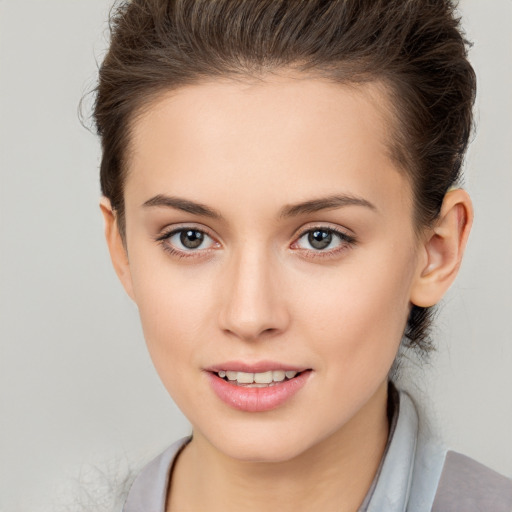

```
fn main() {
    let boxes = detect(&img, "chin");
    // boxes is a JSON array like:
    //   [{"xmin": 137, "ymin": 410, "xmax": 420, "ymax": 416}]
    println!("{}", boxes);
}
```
[
  {"xmin": 220, "ymin": 439, "xmax": 311, "ymax": 464},
  {"xmin": 198, "ymin": 421, "xmax": 327, "ymax": 464}
]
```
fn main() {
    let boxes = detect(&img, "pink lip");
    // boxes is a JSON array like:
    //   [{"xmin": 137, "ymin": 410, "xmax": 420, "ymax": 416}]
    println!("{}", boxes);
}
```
[
  {"xmin": 204, "ymin": 360, "xmax": 308, "ymax": 373},
  {"xmin": 205, "ymin": 369, "xmax": 312, "ymax": 413}
]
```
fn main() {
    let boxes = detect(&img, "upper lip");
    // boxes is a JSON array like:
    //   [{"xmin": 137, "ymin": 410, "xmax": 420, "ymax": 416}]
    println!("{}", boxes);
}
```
[{"xmin": 204, "ymin": 360, "xmax": 310, "ymax": 373}]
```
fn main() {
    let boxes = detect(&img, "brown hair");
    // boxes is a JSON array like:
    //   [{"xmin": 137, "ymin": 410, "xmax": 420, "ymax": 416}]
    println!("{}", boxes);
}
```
[{"xmin": 93, "ymin": 0, "xmax": 476, "ymax": 354}]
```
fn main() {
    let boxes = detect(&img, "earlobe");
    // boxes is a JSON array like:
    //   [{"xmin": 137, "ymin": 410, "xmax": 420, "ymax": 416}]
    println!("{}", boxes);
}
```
[
  {"xmin": 99, "ymin": 197, "xmax": 135, "ymax": 301},
  {"xmin": 410, "ymin": 189, "xmax": 473, "ymax": 308}
]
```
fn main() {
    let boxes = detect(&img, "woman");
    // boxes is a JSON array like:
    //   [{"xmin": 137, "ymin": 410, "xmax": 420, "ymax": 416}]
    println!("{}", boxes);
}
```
[{"xmin": 93, "ymin": 0, "xmax": 511, "ymax": 510}]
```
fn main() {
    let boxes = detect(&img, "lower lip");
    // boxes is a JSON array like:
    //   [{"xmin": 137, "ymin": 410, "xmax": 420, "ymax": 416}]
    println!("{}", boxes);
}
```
[{"xmin": 206, "ymin": 371, "xmax": 311, "ymax": 412}]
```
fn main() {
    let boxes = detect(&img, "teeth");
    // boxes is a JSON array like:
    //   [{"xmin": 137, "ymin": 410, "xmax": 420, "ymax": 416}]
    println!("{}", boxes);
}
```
[
  {"xmin": 254, "ymin": 371, "xmax": 273, "ymax": 384},
  {"xmin": 237, "ymin": 372, "xmax": 255, "ymax": 384},
  {"xmin": 218, "ymin": 369, "xmax": 300, "ymax": 384},
  {"xmin": 272, "ymin": 370, "xmax": 286, "ymax": 382}
]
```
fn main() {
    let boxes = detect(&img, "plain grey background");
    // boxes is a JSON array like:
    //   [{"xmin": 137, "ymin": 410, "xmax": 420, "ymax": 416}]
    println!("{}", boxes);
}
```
[{"xmin": 1, "ymin": 0, "xmax": 511, "ymax": 510}]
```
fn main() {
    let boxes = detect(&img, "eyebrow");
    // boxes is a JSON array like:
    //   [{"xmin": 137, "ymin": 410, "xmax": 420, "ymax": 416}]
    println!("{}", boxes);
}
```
[
  {"xmin": 142, "ymin": 194, "xmax": 223, "ymax": 219},
  {"xmin": 279, "ymin": 194, "xmax": 377, "ymax": 218},
  {"xmin": 142, "ymin": 193, "xmax": 376, "ymax": 219}
]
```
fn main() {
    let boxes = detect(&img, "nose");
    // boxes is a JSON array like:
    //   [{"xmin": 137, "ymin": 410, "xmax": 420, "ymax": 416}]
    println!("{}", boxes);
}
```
[{"xmin": 217, "ymin": 246, "xmax": 290, "ymax": 342}]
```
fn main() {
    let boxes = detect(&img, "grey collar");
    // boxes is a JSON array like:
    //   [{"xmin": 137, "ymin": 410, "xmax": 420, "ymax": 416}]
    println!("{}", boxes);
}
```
[{"xmin": 362, "ymin": 388, "xmax": 446, "ymax": 511}]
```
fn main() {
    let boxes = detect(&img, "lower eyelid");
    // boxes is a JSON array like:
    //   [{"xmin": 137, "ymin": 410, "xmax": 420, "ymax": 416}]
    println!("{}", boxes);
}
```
[
  {"xmin": 158, "ymin": 238, "xmax": 218, "ymax": 261},
  {"xmin": 292, "ymin": 239, "xmax": 355, "ymax": 261}
]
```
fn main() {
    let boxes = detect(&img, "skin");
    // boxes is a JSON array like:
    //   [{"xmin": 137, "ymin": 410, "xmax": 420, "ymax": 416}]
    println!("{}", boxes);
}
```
[{"xmin": 101, "ymin": 74, "xmax": 472, "ymax": 512}]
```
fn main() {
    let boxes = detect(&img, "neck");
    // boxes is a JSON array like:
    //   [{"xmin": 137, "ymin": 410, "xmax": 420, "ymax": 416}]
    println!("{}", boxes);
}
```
[{"xmin": 168, "ymin": 381, "xmax": 390, "ymax": 512}]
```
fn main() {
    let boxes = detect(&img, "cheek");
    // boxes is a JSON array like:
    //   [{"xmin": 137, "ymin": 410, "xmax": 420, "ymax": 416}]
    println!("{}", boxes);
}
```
[
  {"xmin": 128, "ymin": 257, "xmax": 216, "ymax": 380},
  {"xmin": 297, "ymin": 247, "xmax": 416, "ymax": 375}
]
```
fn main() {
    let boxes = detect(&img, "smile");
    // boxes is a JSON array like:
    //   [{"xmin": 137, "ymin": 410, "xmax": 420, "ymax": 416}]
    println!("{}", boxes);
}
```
[{"xmin": 216, "ymin": 370, "xmax": 301, "ymax": 387}]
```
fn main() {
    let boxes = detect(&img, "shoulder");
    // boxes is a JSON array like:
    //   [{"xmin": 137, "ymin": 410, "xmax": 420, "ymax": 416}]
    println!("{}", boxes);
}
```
[
  {"xmin": 431, "ymin": 450, "xmax": 512, "ymax": 512},
  {"xmin": 123, "ymin": 436, "xmax": 191, "ymax": 512}
]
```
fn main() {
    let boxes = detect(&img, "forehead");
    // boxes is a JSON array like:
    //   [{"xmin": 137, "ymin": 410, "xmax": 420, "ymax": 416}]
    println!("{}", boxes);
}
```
[{"xmin": 125, "ymin": 75, "xmax": 411, "ymax": 220}]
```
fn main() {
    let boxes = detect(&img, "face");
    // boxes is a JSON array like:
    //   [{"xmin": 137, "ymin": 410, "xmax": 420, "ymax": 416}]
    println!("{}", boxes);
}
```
[{"xmin": 117, "ymin": 75, "xmax": 424, "ymax": 462}]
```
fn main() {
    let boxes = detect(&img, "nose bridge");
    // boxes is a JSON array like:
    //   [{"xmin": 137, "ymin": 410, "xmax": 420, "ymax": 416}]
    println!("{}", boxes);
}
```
[{"xmin": 218, "ymin": 241, "xmax": 288, "ymax": 341}]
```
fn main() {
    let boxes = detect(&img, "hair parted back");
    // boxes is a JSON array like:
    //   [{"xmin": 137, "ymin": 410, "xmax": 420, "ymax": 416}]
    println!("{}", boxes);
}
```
[{"xmin": 93, "ymin": 0, "xmax": 476, "ymax": 355}]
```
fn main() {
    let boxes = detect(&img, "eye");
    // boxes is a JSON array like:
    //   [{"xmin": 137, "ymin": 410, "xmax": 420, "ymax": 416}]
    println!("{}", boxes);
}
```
[
  {"xmin": 293, "ymin": 227, "xmax": 356, "ymax": 254},
  {"xmin": 156, "ymin": 227, "xmax": 218, "ymax": 256},
  {"xmin": 173, "ymin": 229, "xmax": 209, "ymax": 250}
]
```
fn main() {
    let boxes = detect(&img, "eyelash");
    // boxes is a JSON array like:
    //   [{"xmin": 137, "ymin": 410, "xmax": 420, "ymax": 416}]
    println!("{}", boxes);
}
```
[
  {"xmin": 154, "ymin": 225, "xmax": 357, "ymax": 260},
  {"xmin": 293, "ymin": 226, "xmax": 356, "ymax": 259},
  {"xmin": 155, "ymin": 226, "xmax": 218, "ymax": 260}
]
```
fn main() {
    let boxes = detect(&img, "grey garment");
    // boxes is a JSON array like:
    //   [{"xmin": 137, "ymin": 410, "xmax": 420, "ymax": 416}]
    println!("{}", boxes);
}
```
[
  {"xmin": 123, "ymin": 388, "xmax": 511, "ymax": 512},
  {"xmin": 359, "ymin": 387, "xmax": 447, "ymax": 512},
  {"xmin": 431, "ymin": 451, "xmax": 512, "ymax": 512},
  {"xmin": 123, "ymin": 437, "xmax": 190, "ymax": 512}
]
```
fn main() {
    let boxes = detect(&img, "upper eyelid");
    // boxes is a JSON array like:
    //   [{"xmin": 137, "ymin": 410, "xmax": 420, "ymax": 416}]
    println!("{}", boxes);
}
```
[
  {"xmin": 156, "ymin": 223, "xmax": 217, "ymax": 240},
  {"xmin": 294, "ymin": 223, "xmax": 355, "ymax": 240},
  {"xmin": 293, "ymin": 227, "xmax": 355, "ymax": 248}
]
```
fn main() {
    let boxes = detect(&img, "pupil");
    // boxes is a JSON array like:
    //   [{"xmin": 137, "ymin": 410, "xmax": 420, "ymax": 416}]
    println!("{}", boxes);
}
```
[
  {"xmin": 308, "ymin": 230, "xmax": 332, "ymax": 250},
  {"xmin": 180, "ymin": 230, "xmax": 204, "ymax": 249}
]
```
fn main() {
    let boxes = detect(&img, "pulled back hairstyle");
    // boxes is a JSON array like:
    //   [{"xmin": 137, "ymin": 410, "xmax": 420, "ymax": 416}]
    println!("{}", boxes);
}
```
[{"xmin": 93, "ymin": 0, "xmax": 476, "ymax": 355}]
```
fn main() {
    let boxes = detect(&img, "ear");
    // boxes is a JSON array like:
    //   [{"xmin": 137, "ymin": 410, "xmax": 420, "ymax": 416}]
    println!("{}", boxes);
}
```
[
  {"xmin": 99, "ymin": 197, "xmax": 135, "ymax": 301},
  {"xmin": 410, "ymin": 188, "xmax": 473, "ymax": 308}
]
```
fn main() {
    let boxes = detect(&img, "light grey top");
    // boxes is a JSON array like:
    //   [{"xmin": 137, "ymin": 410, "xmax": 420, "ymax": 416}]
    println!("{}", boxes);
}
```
[
  {"xmin": 123, "ymin": 387, "xmax": 511, "ymax": 512},
  {"xmin": 431, "ymin": 451, "xmax": 512, "ymax": 512}
]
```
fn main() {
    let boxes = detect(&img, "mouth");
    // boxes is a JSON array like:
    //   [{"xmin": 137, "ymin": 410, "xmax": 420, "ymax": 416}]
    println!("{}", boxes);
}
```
[
  {"xmin": 205, "ymin": 365, "xmax": 312, "ymax": 412},
  {"xmin": 213, "ymin": 369, "xmax": 307, "ymax": 387}
]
